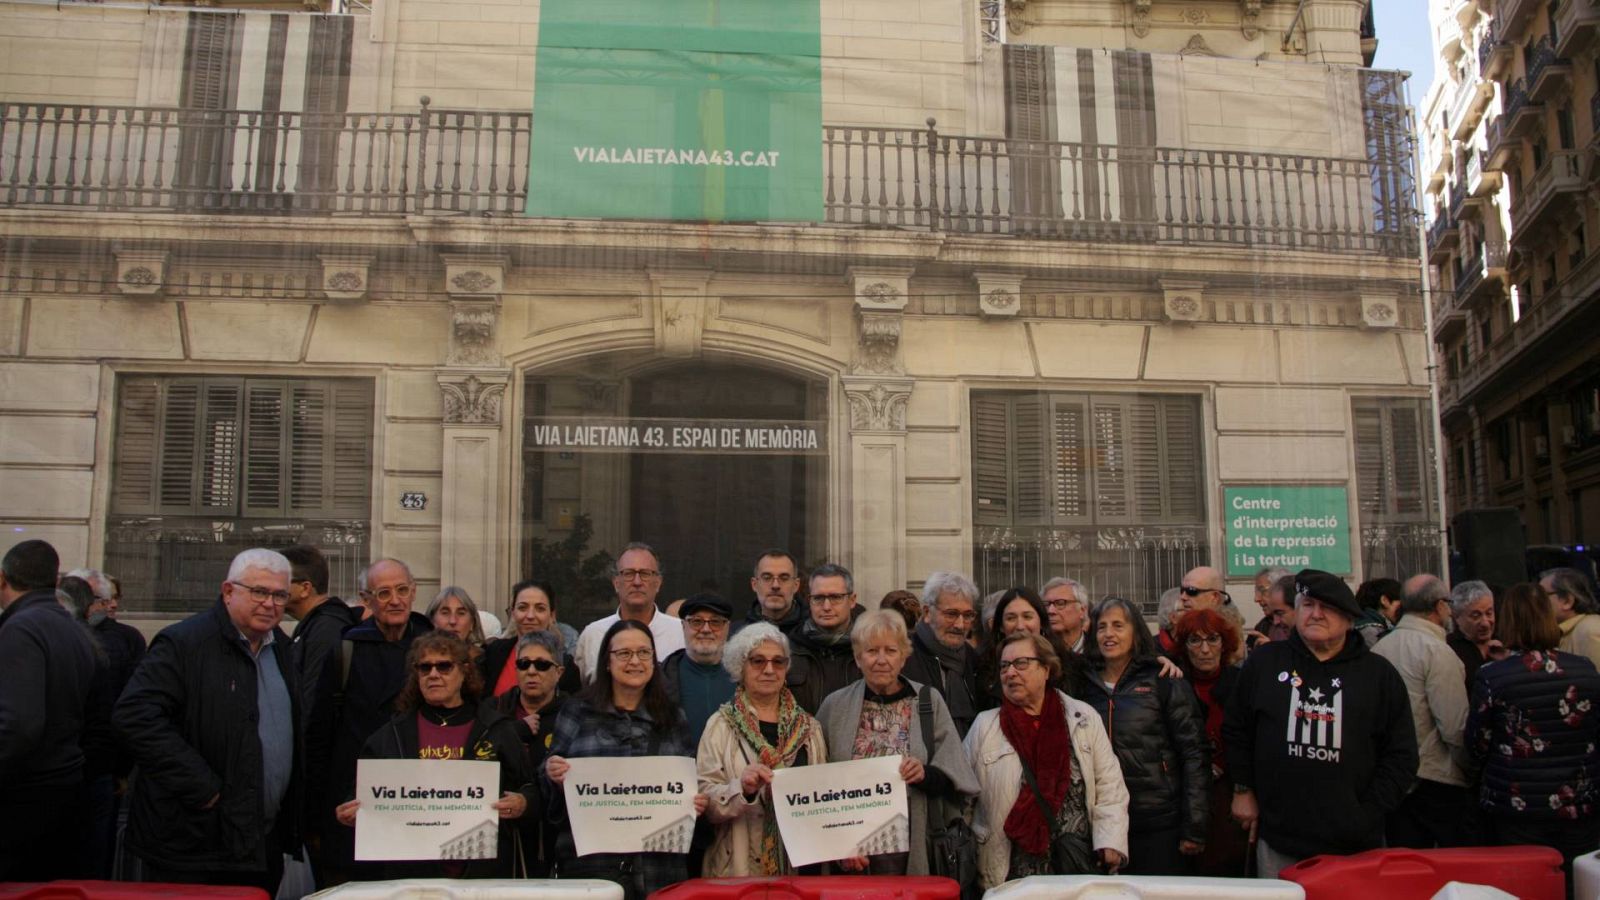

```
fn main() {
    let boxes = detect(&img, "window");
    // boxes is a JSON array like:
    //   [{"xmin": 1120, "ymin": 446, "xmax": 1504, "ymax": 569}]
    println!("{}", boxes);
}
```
[
  {"xmin": 971, "ymin": 391, "xmax": 1205, "ymax": 606},
  {"xmin": 1573, "ymin": 224, "xmax": 1588, "ymax": 267},
  {"xmin": 1492, "ymin": 417, "xmax": 1519, "ymax": 482},
  {"xmin": 106, "ymin": 375, "xmax": 374, "ymax": 612},
  {"xmin": 1558, "ymin": 105, "xmax": 1575, "ymax": 150},
  {"xmin": 1353, "ymin": 397, "xmax": 1433, "ymax": 522}
]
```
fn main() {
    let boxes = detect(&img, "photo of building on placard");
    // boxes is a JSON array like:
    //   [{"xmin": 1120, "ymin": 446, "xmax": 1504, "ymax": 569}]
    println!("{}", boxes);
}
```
[
  {"xmin": 641, "ymin": 816, "xmax": 695, "ymax": 854},
  {"xmin": 854, "ymin": 813, "xmax": 909, "ymax": 856},
  {"xmin": 438, "ymin": 819, "xmax": 497, "ymax": 860}
]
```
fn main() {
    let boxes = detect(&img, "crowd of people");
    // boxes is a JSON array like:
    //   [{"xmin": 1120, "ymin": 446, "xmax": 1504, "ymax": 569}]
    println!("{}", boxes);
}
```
[{"xmin": 3, "ymin": 536, "xmax": 1600, "ymax": 899}]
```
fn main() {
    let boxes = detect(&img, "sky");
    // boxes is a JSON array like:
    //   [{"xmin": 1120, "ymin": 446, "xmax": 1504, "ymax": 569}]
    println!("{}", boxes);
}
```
[{"xmin": 1372, "ymin": 0, "xmax": 1438, "ymax": 106}]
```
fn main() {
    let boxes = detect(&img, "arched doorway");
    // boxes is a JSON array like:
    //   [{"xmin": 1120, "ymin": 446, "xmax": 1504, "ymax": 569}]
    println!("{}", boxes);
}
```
[{"xmin": 520, "ymin": 356, "xmax": 828, "ymax": 624}]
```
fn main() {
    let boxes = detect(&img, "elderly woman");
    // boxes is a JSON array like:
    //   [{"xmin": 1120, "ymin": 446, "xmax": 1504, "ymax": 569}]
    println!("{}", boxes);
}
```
[
  {"xmin": 1082, "ymin": 597, "xmax": 1209, "ymax": 875},
  {"xmin": 482, "ymin": 579, "xmax": 581, "ymax": 699},
  {"xmin": 544, "ymin": 620, "xmax": 709, "ymax": 899},
  {"xmin": 1171, "ymin": 607, "xmax": 1246, "ymax": 877},
  {"xmin": 1469, "ymin": 582, "xmax": 1600, "ymax": 880},
  {"xmin": 816, "ymin": 609, "xmax": 979, "ymax": 875},
  {"xmin": 490, "ymin": 629, "xmax": 568, "ymax": 876},
  {"xmin": 697, "ymin": 623, "xmax": 827, "ymax": 876},
  {"xmin": 428, "ymin": 586, "xmax": 487, "ymax": 653},
  {"xmin": 964, "ymin": 633, "xmax": 1129, "ymax": 887},
  {"xmin": 334, "ymin": 632, "xmax": 535, "ymax": 878}
]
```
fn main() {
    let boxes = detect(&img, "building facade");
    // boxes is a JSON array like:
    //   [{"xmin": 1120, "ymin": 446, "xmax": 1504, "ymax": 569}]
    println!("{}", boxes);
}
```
[
  {"xmin": 0, "ymin": 0, "xmax": 1437, "ymax": 629},
  {"xmin": 1422, "ymin": 0, "xmax": 1599, "ymax": 560}
]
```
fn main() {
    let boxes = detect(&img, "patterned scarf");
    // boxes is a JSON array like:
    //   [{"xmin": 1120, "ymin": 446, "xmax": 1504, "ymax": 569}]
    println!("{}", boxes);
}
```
[
  {"xmin": 719, "ymin": 686, "xmax": 815, "ymax": 874},
  {"xmin": 1000, "ymin": 688, "xmax": 1071, "ymax": 856}
]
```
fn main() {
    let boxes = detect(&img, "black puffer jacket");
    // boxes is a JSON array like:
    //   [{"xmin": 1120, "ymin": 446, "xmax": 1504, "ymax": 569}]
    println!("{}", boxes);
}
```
[
  {"xmin": 1468, "ymin": 650, "xmax": 1600, "ymax": 821},
  {"xmin": 1082, "ymin": 656, "xmax": 1210, "ymax": 842}
]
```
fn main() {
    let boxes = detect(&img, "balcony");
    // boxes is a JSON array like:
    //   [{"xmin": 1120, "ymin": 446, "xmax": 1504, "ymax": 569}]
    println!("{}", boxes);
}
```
[
  {"xmin": 1465, "ymin": 149, "xmax": 1503, "ymax": 198},
  {"xmin": 1511, "ymin": 149, "xmax": 1585, "ymax": 239},
  {"xmin": 975, "ymin": 523, "xmax": 1207, "ymax": 618},
  {"xmin": 1526, "ymin": 35, "xmax": 1574, "ymax": 102},
  {"xmin": 1497, "ymin": 0, "xmax": 1541, "ymax": 38},
  {"xmin": 0, "ymin": 101, "xmax": 1419, "ymax": 258},
  {"xmin": 1429, "ymin": 211, "xmax": 1462, "ymax": 263},
  {"xmin": 1455, "ymin": 238, "xmax": 1510, "ymax": 306},
  {"xmin": 1449, "ymin": 77, "xmax": 1495, "ymax": 141},
  {"xmin": 1488, "ymin": 80, "xmax": 1544, "ymax": 171},
  {"xmin": 1440, "ymin": 16, "xmax": 1466, "ymax": 60},
  {"xmin": 1554, "ymin": 0, "xmax": 1600, "ymax": 56},
  {"xmin": 1427, "ymin": 130, "xmax": 1453, "ymax": 190},
  {"xmin": 1480, "ymin": 32, "xmax": 1514, "ymax": 79}
]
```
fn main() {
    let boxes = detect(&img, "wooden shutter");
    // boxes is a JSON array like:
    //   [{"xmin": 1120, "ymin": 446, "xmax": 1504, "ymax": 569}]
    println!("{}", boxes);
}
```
[
  {"xmin": 1090, "ymin": 398, "xmax": 1132, "ymax": 523},
  {"xmin": 329, "ymin": 380, "xmax": 374, "ymax": 517},
  {"xmin": 243, "ymin": 381, "xmax": 288, "ymax": 516},
  {"xmin": 1388, "ymin": 401, "xmax": 1426, "ymax": 516},
  {"xmin": 1129, "ymin": 398, "xmax": 1163, "ymax": 519},
  {"xmin": 111, "ymin": 378, "xmax": 162, "ymax": 514},
  {"xmin": 1161, "ymin": 398, "xmax": 1203, "ymax": 521},
  {"xmin": 1050, "ymin": 396, "xmax": 1091, "ymax": 523},
  {"xmin": 1353, "ymin": 403, "xmax": 1386, "ymax": 518},
  {"xmin": 156, "ymin": 381, "xmax": 202, "ymax": 511},
  {"xmin": 197, "ymin": 381, "xmax": 242, "ymax": 513},
  {"xmin": 1014, "ymin": 395, "xmax": 1049, "ymax": 525},
  {"xmin": 180, "ymin": 13, "xmax": 238, "ymax": 111},
  {"xmin": 972, "ymin": 394, "xmax": 1012, "ymax": 525},
  {"xmin": 288, "ymin": 383, "xmax": 328, "ymax": 514}
]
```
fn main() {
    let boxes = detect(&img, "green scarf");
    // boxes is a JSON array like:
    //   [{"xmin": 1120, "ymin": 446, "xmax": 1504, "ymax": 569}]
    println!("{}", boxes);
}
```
[{"xmin": 719, "ymin": 686, "xmax": 815, "ymax": 874}]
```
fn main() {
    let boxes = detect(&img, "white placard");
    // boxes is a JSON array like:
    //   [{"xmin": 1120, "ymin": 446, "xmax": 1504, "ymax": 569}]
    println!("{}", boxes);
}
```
[
  {"xmin": 771, "ymin": 756, "xmax": 909, "ymax": 868},
  {"xmin": 563, "ymin": 756, "xmax": 700, "ymax": 856},
  {"xmin": 354, "ymin": 759, "xmax": 499, "ymax": 861}
]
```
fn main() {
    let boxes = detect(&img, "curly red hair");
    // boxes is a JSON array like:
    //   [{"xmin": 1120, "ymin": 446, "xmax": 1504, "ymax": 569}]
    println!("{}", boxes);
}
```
[{"xmin": 1172, "ymin": 607, "xmax": 1241, "ymax": 668}]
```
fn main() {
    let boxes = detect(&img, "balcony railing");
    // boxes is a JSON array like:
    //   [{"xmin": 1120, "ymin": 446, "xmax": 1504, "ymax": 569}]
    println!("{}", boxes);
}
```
[
  {"xmin": 1360, "ymin": 522, "xmax": 1444, "ymax": 581},
  {"xmin": 1592, "ymin": 90, "xmax": 1600, "ymax": 137},
  {"xmin": 1512, "ymin": 149, "xmax": 1584, "ymax": 233},
  {"xmin": 0, "ymin": 101, "xmax": 1419, "ymax": 257},
  {"xmin": 1554, "ymin": 0, "xmax": 1600, "ymax": 57},
  {"xmin": 1526, "ymin": 35, "xmax": 1573, "ymax": 101},
  {"xmin": 1428, "ymin": 210, "xmax": 1459, "ymax": 249},
  {"xmin": 974, "ymin": 523, "xmax": 1208, "ymax": 617}
]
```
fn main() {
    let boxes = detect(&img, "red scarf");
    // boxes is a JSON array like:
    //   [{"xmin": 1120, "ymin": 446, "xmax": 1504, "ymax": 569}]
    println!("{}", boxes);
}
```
[
  {"xmin": 1000, "ymin": 690, "xmax": 1071, "ymax": 856},
  {"xmin": 1190, "ymin": 668, "xmax": 1227, "ymax": 773}
]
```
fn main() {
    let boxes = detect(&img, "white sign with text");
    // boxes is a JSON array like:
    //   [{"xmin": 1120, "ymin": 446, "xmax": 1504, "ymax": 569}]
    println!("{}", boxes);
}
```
[
  {"xmin": 354, "ymin": 759, "xmax": 499, "ymax": 861},
  {"xmin": 771, "ymin": 755, "xmax": 909, "ymax": 867},
  {"xmin": 563, "ymin": 756, "xmax": 700, "ymax": 856}
]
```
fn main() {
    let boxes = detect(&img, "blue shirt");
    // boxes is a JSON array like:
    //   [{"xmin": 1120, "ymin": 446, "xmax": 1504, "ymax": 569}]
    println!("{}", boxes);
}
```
[
  {"xmin": 676, "ymin": 655, "xmax": 735, "ymax": 744},
  {"xmin": 241, "ymin": 632, "xmax": 293, "ymax": 827}
]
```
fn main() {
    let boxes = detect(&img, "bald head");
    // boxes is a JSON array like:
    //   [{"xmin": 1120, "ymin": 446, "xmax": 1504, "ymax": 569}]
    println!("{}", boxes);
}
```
[
  {"xmin": 1400, "ymin": 573, "xmax": 1450, "ymax": 623},
  {"xmin": 1179, "ymin": 566, "xmax": 1227, "ymax": 616}
]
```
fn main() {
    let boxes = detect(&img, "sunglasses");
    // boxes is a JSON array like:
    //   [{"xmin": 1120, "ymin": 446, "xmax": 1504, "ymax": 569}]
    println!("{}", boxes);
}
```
[
  {"xmin": 414, "ymin": 661, "xmax": 456, "ymax": 675},
  {"xmin": 1179, "ymin": 585, "xmax": 1215, "ymax": 597},
  {"xmin": 515, "ymin": 657, "xmax": 559, "ymax": 672}
]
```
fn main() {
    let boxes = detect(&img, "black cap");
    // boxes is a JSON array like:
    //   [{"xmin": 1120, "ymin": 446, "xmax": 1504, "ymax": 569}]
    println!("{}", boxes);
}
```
[
  {"xmin": 678, "ymin": 592, "xmax": 731, "ymax": 620},
  {"xmin": 1293, "ymin": 569, "xmax": 1361, "ymax": 619}
]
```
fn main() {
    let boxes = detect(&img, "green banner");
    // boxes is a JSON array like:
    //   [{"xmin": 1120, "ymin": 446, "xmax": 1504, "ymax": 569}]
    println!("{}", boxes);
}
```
[
  {"xmin": 527, "ymin": 0, "xmax": 822, "ymax": 222},
  {"xmin": 1224, "ymin": 486, "xmax": 1352, "ymax": 577}
]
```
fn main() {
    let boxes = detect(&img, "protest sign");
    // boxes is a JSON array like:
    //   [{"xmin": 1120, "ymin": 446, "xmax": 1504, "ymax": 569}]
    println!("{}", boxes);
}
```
[
  {"xmin": 354, "ymin": 759, "xmax": 499, "ymax": 861},
  {"xmin": 771, "ymin": 755, "xmax": 908, "ymax": 867},
  {"xmin": 563, "ymin": 756, "xmax": 700, "ymax": 856}
]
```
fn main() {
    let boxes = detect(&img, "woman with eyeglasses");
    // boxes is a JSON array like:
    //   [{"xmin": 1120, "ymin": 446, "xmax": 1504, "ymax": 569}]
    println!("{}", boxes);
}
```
[
  {"xmin": 1170, "ymin": 607, "xmax": 1248, "ymax": 876},
  {"xmin": 428, "ymin": 586, "xmax": 487, "ymax": 656},
  {"xmin": 1081, "ymin": 597, "xmax": 1209, "ymax": 875},
  {"xmin": 481, "ymin": 579, "xmax": 581, "ymax": 702},
  {"xmin": 333, "ymin": 632, "xmax": 536, "ymax": 878},
  {"xmin": 488, "ymin": 629, "xmax": 568, "ymax": 876},
  {"xmin": 964, "ymin": 632, "xmax": 1129, "ymax": 888},
  {"xmin": 696, "ymin": 622, "xmax": 826, "ymax": 876},
  {"xmin": 815, "ymin": 609, "xmax": 979, "ymax": 876},
  {"xmin": 543, "ymin": 620, "xmax": 709, "ymax": 899}
]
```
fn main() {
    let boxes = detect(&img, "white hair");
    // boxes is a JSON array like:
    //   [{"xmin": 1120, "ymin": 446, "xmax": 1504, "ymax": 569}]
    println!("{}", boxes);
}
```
[
  {"xmin": 65, "ymin": 567, "xmax": 114, "ymax": 600},
  {"xmin": 1156, "ymin": 586, "xmax": 1182, "ymax": 630},
  {"xmin": 921, "ymin": 571, "xmax": 979, "ymax": 609},
  {"xmin": 227, "ymin": 548, "xmax": 291, "ymax": 582},
  {"xmin": 1450, "ymin": 580, "xmax": 1493, "ymax": 616},
  {"xmin": 1040, "ymin": 577, "xmax": 1088, "ymax": 607},
  {"xmin": 722, "ymin": 622, "xmax": 790, "ymax": 680}
]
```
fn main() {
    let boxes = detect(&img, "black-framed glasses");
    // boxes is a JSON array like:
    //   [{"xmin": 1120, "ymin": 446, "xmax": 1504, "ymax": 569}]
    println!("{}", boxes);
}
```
[
  {"xmin": 746, "ymin": 655, "xmax": 789, "ymax": 670},
  {"xmin": 617, "ymin": 569, "xmax": 660, "ymax": 581},
  {"xmin": 229, "ymin": 581, "xmax": 291, "ymax": 606},
  {"xmin": 609, "ymin": 648, "xmax": 654, "ymax": 662},
  {"xmin": 810, "ymin": 593, "xmax": 851, "ymax": 605},
  {"xmin": 997, "ymin": 657, "xmax": 1042, "ymax": 673},
  {"xmin": 516, "ymin": 657, "xmax": 559, "ymax": 672},
  {"xmin": 1185, "ymin": 634, "xmax": 1224, "ymax": 647},
  {"xmin": 415, "ymin": 660, "xmax": 456, "ymax": 675},
  {"xmin": 1179, "ymin": 585, "xmax": 1215, "ymax": 598},
  {"xmin": 756, "ymin": 572, "xmax": 795, "ymax": 584},
  {"xmin": 684, "ymin": 616, "xmax": 729, "ymax": 631}
]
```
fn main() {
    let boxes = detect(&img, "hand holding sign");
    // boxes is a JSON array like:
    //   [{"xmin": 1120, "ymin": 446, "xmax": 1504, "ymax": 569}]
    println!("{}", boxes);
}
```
[
  {"xmin": 771, "ymin": 756, "xmax": 909, "ymax": 868},
  {"xmin": 561, "ymin": 756, "xmax": 700, "ymax": 856}
]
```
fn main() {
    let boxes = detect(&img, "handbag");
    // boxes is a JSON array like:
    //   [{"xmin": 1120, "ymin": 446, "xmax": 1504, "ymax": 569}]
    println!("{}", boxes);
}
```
[
  {"xmin": 916, "ymin": 688, "xmax": 980, "ymax": 899},
  {"xmin": 1018, "ymin": 755, "xmax": 1098, "ymax": 875}
]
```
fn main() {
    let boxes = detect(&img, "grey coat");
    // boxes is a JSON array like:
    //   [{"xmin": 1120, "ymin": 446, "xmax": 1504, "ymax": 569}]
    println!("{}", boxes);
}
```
[{"xmin": 815, "ymin": 677, "xmax": 980, "ymax": 875}]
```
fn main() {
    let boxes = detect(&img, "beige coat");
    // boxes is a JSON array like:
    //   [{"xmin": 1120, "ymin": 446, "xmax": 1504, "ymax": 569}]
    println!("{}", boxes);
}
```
[
  {"xmin": 963, "ymin": 691, "xmax": 1130, "ymax": 889},
  {"xmin": 1372, "ymin": 615, "xmax": 1469, "ymax": 787},
  {"xmin": 1559, "ymin": 614, "xmax": 1600, "ymax": 670},
  {"xmin": 696, "ymin": 706, "xmax": 828, "ymax": 877}
]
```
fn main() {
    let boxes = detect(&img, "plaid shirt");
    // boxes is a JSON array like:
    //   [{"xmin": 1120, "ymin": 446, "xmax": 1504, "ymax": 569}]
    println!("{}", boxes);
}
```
[{"xmin": 542, "ymin": 699, "xmax": 695, "ymax": 893}]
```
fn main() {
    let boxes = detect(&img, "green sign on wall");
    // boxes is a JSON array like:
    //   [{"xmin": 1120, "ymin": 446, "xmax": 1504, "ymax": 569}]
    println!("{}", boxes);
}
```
[
  {"xmin": 1224, "ymin": 486, "xmax": 1352, "ymax": 577},
  {"xmin": 527, "ymin": 0, "xmax": 823, "ymax": 222}
]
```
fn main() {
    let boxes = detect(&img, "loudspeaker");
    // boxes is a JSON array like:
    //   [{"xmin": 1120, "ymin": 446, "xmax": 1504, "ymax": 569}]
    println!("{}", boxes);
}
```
[{"xmin": 1451, "ymin": 507, "xmax": 1527, "ymax": 589}]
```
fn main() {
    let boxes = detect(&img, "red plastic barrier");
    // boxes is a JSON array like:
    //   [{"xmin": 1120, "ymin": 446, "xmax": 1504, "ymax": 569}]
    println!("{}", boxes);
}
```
[
  {"xmin": 648, "ymin": 876, "xmax": 959, "ymax": 900},
  {"xmin": 0, "ymin": 883, "xmax": 270, "ymax": 900},
  {"xmin": 1281, "ymin": 846, "xmax": 1565, "ymax": 900}
]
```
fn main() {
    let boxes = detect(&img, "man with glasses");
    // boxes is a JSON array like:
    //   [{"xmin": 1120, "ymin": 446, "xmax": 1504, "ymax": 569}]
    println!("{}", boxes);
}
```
[
  {"xmin": 786, "ymin": 562, "xmax": 863, "ymax": 713},
  {"xmin": 574, "ymin": 542, "xmax": 685, "ymax": 683},
  {"xmin": 1041, "ymin": 576, "xmax": 1090, "ymax": 654},
  {"xmin": 904, "ymin": 570, "xmax": 983, "ymax": 736},
  {"xmin": 322, "ymin": 557, "xmax": 433, "ymax": 884},
  {"xmin": 661, "ymin": 593, "xmax": 736, "ymax": 743},
  {"xmin": 741, "ymin": 549, "xmax": 806, "ymax": 634},
  {"xmin": 1543, "ymin": 567, "xmax": 1600, "ymax": 668},
  {"xmin": 114, "ymin": 548, "xmax": 300, "ymax": 893},
  {"xmin": 1164, "ymin": 566, "xmax": 1228, "ymax": 655}
]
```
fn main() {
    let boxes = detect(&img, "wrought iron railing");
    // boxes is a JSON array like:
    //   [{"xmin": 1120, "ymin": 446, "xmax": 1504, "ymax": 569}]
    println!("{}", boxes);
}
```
[
  {"xmin": 1526, "ymin": 34, "xmax": 1571, "ymax": 87},
  {"xmin": 973, "ymin": 523, "xmax": 1208, "ymax": 617},
  {"xmin": 1502, "ymin": 79, "xmax": 1532, "ymax": 123},
  {"xmin": 0, "ymin": 101, "xmax": 1418, "ymax": 257},
  {"xmin": 1428, "ymin": 210, "xmax": 1457, "ymax": 248},
  {"xmin": 1360, "ymin": 522, "xmax": 1444, "ymax": 581}
]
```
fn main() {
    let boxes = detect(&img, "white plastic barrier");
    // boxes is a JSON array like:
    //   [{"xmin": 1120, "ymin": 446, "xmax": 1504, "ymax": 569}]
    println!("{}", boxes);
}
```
[
  {"xmin": 308, "ymin": 879, "xmax": 625, "ymax": 900},
  {"xmin": 983, "ymin": 874, "xmax": 1306, "ymax": 900},
  {"xmin": 1576, "ymin": 851, "xmax": 1600, "ymax": 900}
]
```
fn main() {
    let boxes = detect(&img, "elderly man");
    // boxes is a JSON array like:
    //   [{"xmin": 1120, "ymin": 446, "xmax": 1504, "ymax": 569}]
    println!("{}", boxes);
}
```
[
  {"xmin": 1258, "ymin": 574, "xmax": 1298, "ymax": 644},
  {"xmin": 786, "ymin": 562, "xmax": 863, "ymax": 713},
  {"xmin": 1041, "ymin": 576, "xmax": 1090, "ymax": 654},
  {"xmin": 1251, "ymin": 567, "xmax": 1291, "ymax": 635},
  {"xmin": 574, "ymin": 542, "xmax": 685, "ymax": 683},
  {"xmin": 115, "ymin": 548, "xmax": 300, "ymax": 892},
  {"xmin": 1543, "ymin": 568, "xmax": 1600, "ymax": 668},
  {"xmin": 1445, "ymin": 580, "xmax": 1497, "ymax": 688},
  {"xmin": 0, "ymin": 540, "xmax": 100, "ymax": 881},
  {"xmin": 741, "ymin": 549, "xmax": 805, "ymax": 634},
  {"xmin": 904, "ymin": 571, "xmax": 983, "ymax": 736},
  {"xmin": 1372, "ymin": 574, "xmax": 1474, "ymax": 849},
  {"xmin": 660, "ymin": 593, "xmax": 736, "ymax": 743},
  {"xmin": 1165, "ymin": 566, "xmax": 1227, "ymax": 654},
  {"xmin": 1224, "ymin": 569, "xmax": 1417, "ymax": 879}
]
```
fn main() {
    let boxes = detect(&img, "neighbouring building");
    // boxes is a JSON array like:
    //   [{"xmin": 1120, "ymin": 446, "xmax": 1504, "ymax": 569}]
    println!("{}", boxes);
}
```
[{"xmin": 0, "ymin": 0, "xmax": 1440, "ymax": 632}]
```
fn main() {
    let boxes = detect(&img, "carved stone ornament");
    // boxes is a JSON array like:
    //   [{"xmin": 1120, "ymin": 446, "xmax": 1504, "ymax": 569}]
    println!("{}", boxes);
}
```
[
  {"xmin": 1361, "ymin": 293, "xmax": 1400, "ymax": 329},
  {"xmin": 862, "ymin": 283, "xmax": 900, "ymax": 306},
  {"xmin": 981, "ymin": 288, "xmax": 1020, "ymax": 318},
  {"xmin": 450, "ymin": 270, "xmax": 496, "ymax": 294},
  {"xmin": 1181, "ymin": 7, "xmax": 1209, "ymax": 24},
  {"xmin": 114, "ymin": 250, "xmax": 167, "ymax": 298},
  {"xmin": 123, "ymin": 267, "xmax": 157, "ymax": 286},
  {"xmin": 856, "ymin": 312, "xmax": 904, "ymax": 375},
  {"xmin": 326, "ymin": 271, "xmax": 363, "ymax": 292},
  {"xmin": 448, "ymin": 304, "xmax": 501, "ymax": 367},
  {"xmin": 1160, "ymin": 279, "xmax": 1206, "ymax": 324},
  {"xmin": 845, "ymin": 381, "xmax": 912, "ymax": 433},
  {"xmin": 1131, "ymin": 0, "xmax": 1152, "ymax": 37},
  {"xmin": 439, "ymin": 375, "xmax": 506, "ymax": 425},
  {"xmin": 318, "ymin": 253, "xmax": 374, "ymax": 302},
  {"xmin": 1180, "ymin": 34, "xmax": 1218, "ymax": 56},
  {"xmin": 1240, "ymin": 0, "xmax": 1262, "ymax": 39}
]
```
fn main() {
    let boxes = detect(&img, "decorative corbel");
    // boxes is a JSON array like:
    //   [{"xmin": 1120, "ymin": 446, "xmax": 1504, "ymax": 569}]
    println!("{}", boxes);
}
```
[
  {"xmin": 1240, "ymin": 0, "xmax": 1262, "ymax": 40},
  {"xmin": 1360, "ymin": 289, "xmax": 1400, "ymax": 330},
  {"xmin": 115, "ymin": 249, "xmax": 168, "ymax": 298},
  {"xmin": 442, "ymin": 253, "xmax": 508, "ymax": 300},
  {"xmin": 1131, "ymin": 0, "xmax": 1152, "ymax": 37},
  {"xmin": 1160, "ymin": 279, "xmax": 1206, "ymax": 324},
  {"xmin": 318, "ymin": 253, "xmax": 373, "ymax": 303},
  {"xmin": 848, "ymin": 267, "xmax": 913, "ymax": 376},
  {"xmin": 438, "ymin": 373, "xmax": 508, "ymax": 425},
  {"xmin": 974, "ymin": 272, "xmax": 1025, "ymax": 319},
  {"xmin": 647, "ymin": 269, "xmax": 712, "ymax": 359},
  {"xmin": 843, "ymin": 377, "xmax": 914, "ymax": 433}
]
